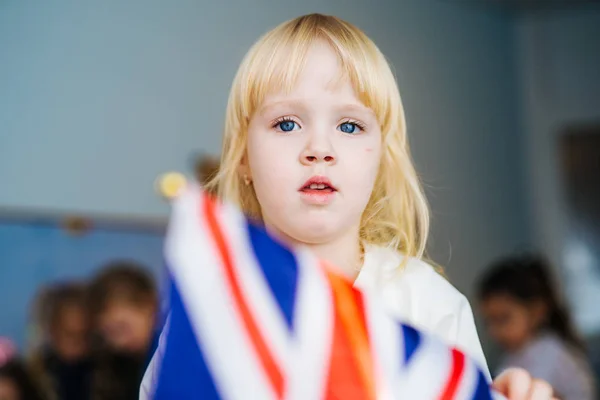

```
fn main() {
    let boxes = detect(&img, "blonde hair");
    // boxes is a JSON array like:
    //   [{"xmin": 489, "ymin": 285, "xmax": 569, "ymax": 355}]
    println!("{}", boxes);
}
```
[{"xmin": 209, "ymin": 14, "xmax": 430, "ymax": 264}]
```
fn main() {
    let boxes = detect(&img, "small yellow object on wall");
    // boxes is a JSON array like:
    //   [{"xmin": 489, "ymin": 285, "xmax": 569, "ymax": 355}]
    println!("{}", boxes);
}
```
[{"xmin": 156, "ymin": 172, "xmax": 187, "ymax": 201}]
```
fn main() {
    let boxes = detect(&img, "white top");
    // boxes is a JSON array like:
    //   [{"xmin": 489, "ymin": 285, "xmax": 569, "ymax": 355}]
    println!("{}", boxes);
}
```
[
  {"xmin": 497, "ymin": 332, "xmax": 596, "ymax": 400},
  {"xmin": 355, "ymin": 245, "xmax": 490, "ymax": 379},
  {"xmin": 140, "ymin": 245, "xmax": 491, "ymax": 398}
]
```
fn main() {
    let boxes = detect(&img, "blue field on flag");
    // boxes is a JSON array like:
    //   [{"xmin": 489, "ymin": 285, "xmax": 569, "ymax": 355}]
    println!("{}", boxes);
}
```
[{"xmin": 144, "ymin": 186, "xmax": 496, "ymax": 400}]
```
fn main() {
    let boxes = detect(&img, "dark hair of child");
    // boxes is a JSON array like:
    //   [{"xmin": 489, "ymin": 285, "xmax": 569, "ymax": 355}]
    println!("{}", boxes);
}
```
[
  {"xmin": 29, "ymin": 282, "xmax": 92, "ymax": 400},
  {"xmin": 87, "ymin": 261, "xmax": 157, "ymax": 400},
  {"xmin": 477, "ymin": 254, "xmax": 585, "ymax": 353},
  {"xmin": 87, "ymin": 261, "xmax": 157, "ymax": 323},
  {"xmin": 31, "ymin": 282, "xmax": 89, "ymax": 346}
]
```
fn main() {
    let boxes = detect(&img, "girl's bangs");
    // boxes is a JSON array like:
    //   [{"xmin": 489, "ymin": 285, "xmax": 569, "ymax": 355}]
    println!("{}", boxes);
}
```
[{"xmin": 237, "ymin": 18, "xmax": 394, "ymax": 130}]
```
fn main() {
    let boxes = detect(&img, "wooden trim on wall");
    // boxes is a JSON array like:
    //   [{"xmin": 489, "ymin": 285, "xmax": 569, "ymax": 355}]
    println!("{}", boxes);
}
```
[{"xmin": 0, "ymin": 206, "xmax": 167, "ymax": 234}]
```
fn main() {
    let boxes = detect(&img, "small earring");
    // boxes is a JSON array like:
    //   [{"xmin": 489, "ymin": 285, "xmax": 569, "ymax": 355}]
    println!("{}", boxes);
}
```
[{"xmin": 243, "ymin": 174, "xmax": 251, "ymax": 186}]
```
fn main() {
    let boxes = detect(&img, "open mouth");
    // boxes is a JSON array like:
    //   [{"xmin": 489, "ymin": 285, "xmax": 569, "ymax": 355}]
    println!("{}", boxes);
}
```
[
  {"xmin": 301, "ymin": 182, "xmax": 336, "ymax": 192},
  {"xmin": 298, "ymin": 176, "xmax": 338, "ymax": 201},
  {"xmin": 299, "ymin": 176, "xmax": 337, "ymax": 193}
]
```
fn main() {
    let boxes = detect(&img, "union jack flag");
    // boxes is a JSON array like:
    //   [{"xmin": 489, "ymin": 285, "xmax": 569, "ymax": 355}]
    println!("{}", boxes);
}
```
[{"xmin": 145, "ymin": 185, "xmax": 499, "ymax": 399}]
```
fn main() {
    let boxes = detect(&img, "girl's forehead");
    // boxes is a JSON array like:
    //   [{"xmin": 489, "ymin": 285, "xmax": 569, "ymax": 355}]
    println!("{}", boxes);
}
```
[
  {"xmin": 258, "ymin": 44, "xmax": 347, "ymax": 96},
  {"xmin": 296, "ymin": 41, "xmax": 343, "ymax": 85},
  {"xmin": 242, "ymin": 38, "xmax": 389, "ymax": 127},
  {"xmin": 255, "ymin": 48, "xmax": 367, "ymax": 115}
]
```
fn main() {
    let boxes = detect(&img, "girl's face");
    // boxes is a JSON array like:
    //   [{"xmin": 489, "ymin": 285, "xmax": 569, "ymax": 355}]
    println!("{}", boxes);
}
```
[
  {"xmin": 97, "ymin": 300, "xmax": 155, "ymax": 354},
  {"xmin": 50, "ymin": 304, "xmax": 89, "ymax": 362},
  {"xmin": 245, "ymin": 40, "xmax": 382, "ymax": 247},
  {"xmin": 480, "ymin": 294, "xmax": 545, "ymax": 351}
]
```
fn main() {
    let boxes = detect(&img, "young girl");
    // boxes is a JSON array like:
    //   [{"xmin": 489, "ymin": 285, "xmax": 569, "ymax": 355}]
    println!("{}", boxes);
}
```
[
  {"xmin": 29, "ymin": 282, "xmax": 93, "ymax": 400},
  {"xmin": 143, "ymin": 13, "xmax": 554, "ymax": 399},
  {"xmin": 88, "ymin": 261, "xmax": 158, "ymax": 400},
  {"xmin": 479, "ymin": 255, "xmax": 596, "ymax": 400}
]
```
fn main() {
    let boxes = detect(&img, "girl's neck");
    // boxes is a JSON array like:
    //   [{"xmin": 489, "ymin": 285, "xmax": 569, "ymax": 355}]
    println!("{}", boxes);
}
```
[
  {"xmin": 306, "ymin": 239, "xmax": 364, "ymax": 281},
  {"xmin": 264, "ymin": 223, "xmax": 363, "ymax": 281}
]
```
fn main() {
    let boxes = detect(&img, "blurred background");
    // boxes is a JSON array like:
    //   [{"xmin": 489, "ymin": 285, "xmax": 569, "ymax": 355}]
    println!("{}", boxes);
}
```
[{"xmin": 0, "ymin": 0, "xmax": 599, "ymax": 398}]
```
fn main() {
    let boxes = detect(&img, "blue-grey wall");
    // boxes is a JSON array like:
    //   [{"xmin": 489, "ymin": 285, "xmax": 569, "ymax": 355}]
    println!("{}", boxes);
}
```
[
  {"xmin": 516, "ymin": 5, "xmax": 600, "ymax": 334},
  {"xmin": 1, "ymin": 0, "xmax": 533, "ymax": 347},
  {"xmin": 0, "ymin": 0, "xmax": 529, "ymax": 290}
]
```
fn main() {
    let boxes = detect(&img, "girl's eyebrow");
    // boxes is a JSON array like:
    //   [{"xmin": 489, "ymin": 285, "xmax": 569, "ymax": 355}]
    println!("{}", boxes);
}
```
[
  {"xmin": 334, "ymin": 103, "xmax": 376, "ymax": 118},
  {"xmin": 257, "ymin": 99, "xmax": 307, "ymax": 116},
  {"xmin": 258, "ymin": 99, "xmax": 375, "ymax": 119}
]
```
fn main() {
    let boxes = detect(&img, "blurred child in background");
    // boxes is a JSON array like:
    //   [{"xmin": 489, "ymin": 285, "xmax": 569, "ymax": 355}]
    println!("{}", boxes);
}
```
[
  {"xmin": 29, "ymin": 282, "xmax": 92, "ymax": 400},
  {"xmin": 1, "ymin": 337, "xmax": 46, "ymax": 400},
  {"xmin": 478, "ymin": 255, "xmax": 597, "ymax": 400},
  {"xmin": 88, "ymin": 261, "xmax": 158, "ymax": 400},
  {"xmin": 0, "ymin": 359, "xmax": 46, "ymax": 400}
]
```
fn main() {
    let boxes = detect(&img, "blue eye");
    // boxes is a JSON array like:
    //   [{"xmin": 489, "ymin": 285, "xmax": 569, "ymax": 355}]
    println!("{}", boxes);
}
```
[
  {"xmin": 338, "ymin": 122, "xmax": 362, "ymax": 134},
  {"xmin": 277, "ymin": 120, "xmax": 299, "ymax": 132}
]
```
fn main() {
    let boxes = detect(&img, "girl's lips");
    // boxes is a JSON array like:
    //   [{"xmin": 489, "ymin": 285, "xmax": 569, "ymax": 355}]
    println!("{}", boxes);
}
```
[
  {"xmin": 299, "ymin": 175, "xmax": 337, "ymax": 192},
  {"xmin": 299, "ymin": 176, "xmax": 337, "ymax": 205}
]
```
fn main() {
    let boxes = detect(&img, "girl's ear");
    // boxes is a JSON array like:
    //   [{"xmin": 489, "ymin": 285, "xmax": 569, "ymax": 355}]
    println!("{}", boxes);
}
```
[{"xmin": 237, "ymin": 154, "xmax": 252, "ymax": 185}]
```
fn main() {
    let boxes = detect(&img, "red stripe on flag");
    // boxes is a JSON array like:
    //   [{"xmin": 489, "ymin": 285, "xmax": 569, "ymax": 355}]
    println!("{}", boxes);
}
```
[
  {"xmin": 324, "ymin": 293, "xmax": 371, "ymax": 400},
  {"xmin": 439, "ymin": 348, "xmax": 465, "ymax": 400},
  {"xmin": 323, "ymin": 265, "xmax": 376, "ymax": 400},
  {"xmin": 202, "ymin": 196, "xmax": 285, "ymax": 398}
]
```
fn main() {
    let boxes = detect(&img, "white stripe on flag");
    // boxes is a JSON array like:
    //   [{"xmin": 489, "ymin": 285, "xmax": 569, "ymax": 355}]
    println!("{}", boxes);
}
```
[
  {"xmin": 139, "ymin": 313, "xmax": 170, "ymax": 399},
  {"xmin": 361, "ymin": 292, "xmax": 401, "ymax": 400},
  {"xmin": 217, "ymin": 201, "xmax": 290, "ymax": 370},
  {"xmin": 285, "ymin": 248, "xmax": 335, "ymax": 400},
  {"xmin": 165, "ymin": 190, "xmax": 277, "ymax": 400},
  {"xmin": 393, "ymin": 334, "xmax": 451, "ymax": 399}
]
